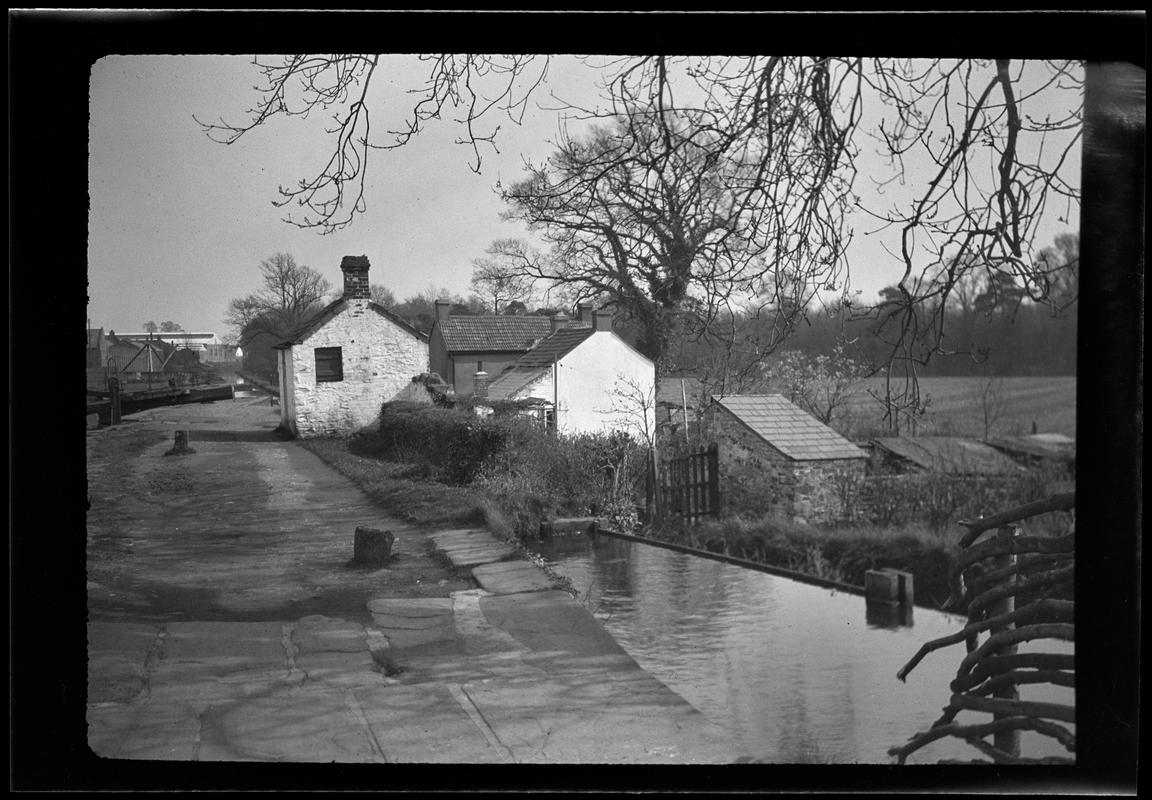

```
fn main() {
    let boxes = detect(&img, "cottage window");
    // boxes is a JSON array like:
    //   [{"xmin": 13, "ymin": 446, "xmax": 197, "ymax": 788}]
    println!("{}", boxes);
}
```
[{"xmin": 315, "ymin": 347, "xmax": 344, "ymax": 382}]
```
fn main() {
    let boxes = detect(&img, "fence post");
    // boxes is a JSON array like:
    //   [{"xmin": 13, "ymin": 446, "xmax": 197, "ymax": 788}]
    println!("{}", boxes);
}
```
[
  {"xmin": 708, "ymin": 443, "xmax": 720, "ymax": 517},
  {"xmin": 108, "ymin": 377, "xmax": 121, "ymax": 425},
  {"xmin": 991, "ymin": 524, "xmax": 1022, "ymax": 758}
]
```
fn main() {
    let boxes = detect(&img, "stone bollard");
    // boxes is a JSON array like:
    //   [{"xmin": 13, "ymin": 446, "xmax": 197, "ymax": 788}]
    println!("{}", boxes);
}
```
[
  {"xmin": 164, "ymin": 430, "xmax": 196, "ymax": 456},
  {"xmin": 353, "ymin": 527, "xmax": 395, "ymax": 565},
  {"xmin": 865, "ymin": 568, "xmax": 914, "ymax": 607}
]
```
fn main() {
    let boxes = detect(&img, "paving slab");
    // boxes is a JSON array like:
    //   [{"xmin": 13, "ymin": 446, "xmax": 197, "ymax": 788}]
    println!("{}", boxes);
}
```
[
  {"xmin": 458, "ymin": 670, "xmax": 733, "ymax": 763},
  {"xmin": 480, "ymin": 590, "xmax": 628, "ymax": 657},
  {"xmin": 437, "ymin": 543, "xmax": 519, "ymax": 570},
  {"xmin": 472, "ymin": 560, "xmax": 559, "ymax": 594},
  {"xmin": 354, "ymin": 682, "xmax": 512, "ymax": 763},
  {"xmin": 367, "ymin": 598, "xmax": 456, "ymax": 650}
]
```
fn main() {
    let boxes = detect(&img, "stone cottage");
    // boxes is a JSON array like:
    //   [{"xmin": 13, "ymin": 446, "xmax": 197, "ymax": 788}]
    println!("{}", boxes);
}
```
[
  {"xmin": 705, "ymin": 394, "xmax": 867, "ymax": 523},
  {"xmin": 274, "ymin": 255, "xmax": 429, "ymax": 437},
  {"xmin": 484, "ymin": 308, "xmax": 656, "ymax": 438}
]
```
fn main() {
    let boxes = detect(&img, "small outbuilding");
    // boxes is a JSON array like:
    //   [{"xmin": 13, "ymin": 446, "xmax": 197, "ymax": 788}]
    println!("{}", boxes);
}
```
[
  {"xmin": 275, "ymin": 256, "xmax": 429, "ymax": 437},
  {"xmin": 868, "ymin": 436, "xmax": 1028, "ymax": 476},
  {"xmin": 705, "ymin": 393, "xmax": 867, "ymax": 523}
]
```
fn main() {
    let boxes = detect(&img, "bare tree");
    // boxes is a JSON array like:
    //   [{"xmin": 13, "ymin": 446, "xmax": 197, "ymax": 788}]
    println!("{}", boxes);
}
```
[
  {"xmin": 497, "ymin": 97, "xmax": 854, "ymax": 373},
  {"xmin": 469, "ymin": 243, "xmax": 536, "ymax": 313},
  {"xmin": 977, "ymin": 375, "xmax": 1007, "ymax": 440},
  {"xmin": 370, "ymin": 283, "xmax": 396, "ymax": 308},
  {"xmin": 199, "ymin": 55, "xmax": 1081, "ymax": 398},
  {"xmin": 225, "ymin": 252, "xmax": 332, "ymax": 346},
  {"xmin": 195, "ymin": 55, "xmax": 550, "ymax": 234}
]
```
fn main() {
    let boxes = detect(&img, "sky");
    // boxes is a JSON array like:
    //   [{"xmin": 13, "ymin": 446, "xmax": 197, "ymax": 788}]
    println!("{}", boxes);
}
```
[{"xmin": 87, "ymin": 55, "xmax": 1081, "ymax": 339}]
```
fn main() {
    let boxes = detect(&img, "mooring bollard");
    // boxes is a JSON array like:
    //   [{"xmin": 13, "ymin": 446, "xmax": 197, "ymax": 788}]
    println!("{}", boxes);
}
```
[
  {"xmin": 164, "ymin": 430, "xmax": 196, "ymax": 456},
  {"xmin": 353, "ymin": 527, "xmax": 395, "ymax": 565},
  {"xmin": 865, "ymin": 568, "xmax": 914, "ymax": 606}
]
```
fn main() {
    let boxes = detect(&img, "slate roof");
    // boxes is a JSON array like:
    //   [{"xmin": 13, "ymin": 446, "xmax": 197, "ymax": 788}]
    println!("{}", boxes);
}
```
[
  {"xmin": 276, "ymin": 298, "xmax": 428, "ymax": 348},
  {"xmin": 437, "ymin": 315, "xmax": 555, "ymax": 353},
  {"xmin": 486, "ymin": 326, "xmax": 596, "ymax": 401},
  {"xmin": 871, "ymin": 436, "xmax": 1026, "ymax": 475},
  {"xmin": 712, "ymin": 394, "xmax": 866, "ymax": 461},
  {"xmin": 986, "ymin": 433, "xmax": 1076, "ymax": 463}
]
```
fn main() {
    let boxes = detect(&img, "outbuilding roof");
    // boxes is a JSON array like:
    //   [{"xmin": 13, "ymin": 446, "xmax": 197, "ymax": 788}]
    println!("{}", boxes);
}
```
[
  {"xmin": 437, "ymin": 315, "xmax": 554, "ymax": 353},
  {"xmin": 986, "ymin": 433, "xmax": 1076, "ymax": 463},
  {"xmin": 871, "ymin": 436, "xmax": 1027, "ymax": 475},
  {"xmin": 712, "ymin": 394, "xmax": 867, "ymax": 461},
  {"xmin": 485, "ymin": 326, "xmax": 596, "ymax": 401}
]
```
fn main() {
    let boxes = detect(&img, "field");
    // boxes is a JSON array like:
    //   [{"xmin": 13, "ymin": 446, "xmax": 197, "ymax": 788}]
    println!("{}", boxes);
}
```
[{"xmin": 838, "ymin": 376, "xmax": 1076, "ymax": 440}]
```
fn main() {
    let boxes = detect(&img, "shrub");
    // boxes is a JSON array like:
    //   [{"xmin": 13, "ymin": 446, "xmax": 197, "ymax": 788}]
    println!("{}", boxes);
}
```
[{"xmin": 374, "ymin": 401, "xmax": 648, "ymax": 538}]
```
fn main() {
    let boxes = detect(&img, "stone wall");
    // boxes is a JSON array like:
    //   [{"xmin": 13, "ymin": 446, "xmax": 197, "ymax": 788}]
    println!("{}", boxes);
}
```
[
  {"xmin": 706, "ymin": 405, "xmax": 865, "ymax": 524},
  {"xmin": 288, "ymin": 299, "xmax": 428, "ymax": 437}
]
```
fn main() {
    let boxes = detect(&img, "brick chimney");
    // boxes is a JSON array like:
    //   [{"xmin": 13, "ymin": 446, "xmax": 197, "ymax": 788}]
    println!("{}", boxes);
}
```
[
  {"xmin": 434, "ymin": 299, "xmax": 452, "ymax": 325},
  {"xmin": 473, "ymin": 371, "xmax": 489, "ymax": 399},
  {"xmin": 592, "ymin": 309, "xmax": 614, "ymax": 332},
  {"xmin": 550, "ymin": 313, "xmax": 569, "ymax": 334},
  {"xmin": 340, "ymin": 255, "xmax": 371, "ymax": 299},
  {"xmin": 576, "ymin": 302, "xmax": 594, "ymax": 324}
]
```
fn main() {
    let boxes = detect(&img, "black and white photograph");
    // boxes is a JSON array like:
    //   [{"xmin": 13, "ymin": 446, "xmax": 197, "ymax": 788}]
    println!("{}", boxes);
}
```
[{"xmin": 9, "ymin": 8, "xmax": 1142, "ymax": 794}]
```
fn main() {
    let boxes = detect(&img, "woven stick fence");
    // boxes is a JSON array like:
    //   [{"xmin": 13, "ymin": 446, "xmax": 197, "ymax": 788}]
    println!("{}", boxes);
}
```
[{"xmin": 889, "ymin": 492, "xmax": 1076, "ymax": 765}]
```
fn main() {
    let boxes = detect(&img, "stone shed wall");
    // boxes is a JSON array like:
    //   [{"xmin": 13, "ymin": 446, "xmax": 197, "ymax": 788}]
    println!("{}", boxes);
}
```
[
  {"xmin": 708, "ymin": 405, "xmax": 865, "ymax": 524},
  {"xmin": 288, "ymin": 299, "xmax": 428, "ymax": 437}
]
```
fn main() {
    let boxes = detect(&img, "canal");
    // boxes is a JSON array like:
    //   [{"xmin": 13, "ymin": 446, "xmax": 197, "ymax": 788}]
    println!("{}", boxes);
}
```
[{"xmin": 534, "ymin": 533, "xmax": 1074, "ymax": 764}]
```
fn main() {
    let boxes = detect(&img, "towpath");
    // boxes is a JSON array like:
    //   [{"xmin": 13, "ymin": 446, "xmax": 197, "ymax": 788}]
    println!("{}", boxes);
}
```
[{"xmin": 86, "ymin": 396, "xmax": 735, "ymax": 764}]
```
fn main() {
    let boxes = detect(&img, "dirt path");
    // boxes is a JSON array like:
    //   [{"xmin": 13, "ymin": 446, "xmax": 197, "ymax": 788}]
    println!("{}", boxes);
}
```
[{"xmin": 86, "ymin": 398, "xmax": 473, "ymax": 626}]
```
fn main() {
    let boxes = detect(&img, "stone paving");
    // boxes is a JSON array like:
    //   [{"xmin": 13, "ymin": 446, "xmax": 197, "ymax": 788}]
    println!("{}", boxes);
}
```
[{"xmin": 86, "ymin": 400, "xmax": 737, "ymax": 764}]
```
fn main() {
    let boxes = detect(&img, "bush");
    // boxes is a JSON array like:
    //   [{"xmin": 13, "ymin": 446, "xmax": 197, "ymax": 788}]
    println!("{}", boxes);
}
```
[{"xmin": 374, "ymin": 402, "xmax": 648, "ymax": 539}]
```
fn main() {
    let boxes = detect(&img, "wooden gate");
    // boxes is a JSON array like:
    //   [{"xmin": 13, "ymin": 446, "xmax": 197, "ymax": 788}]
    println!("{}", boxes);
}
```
[{"xmin": 649, "ymin": 443, "xmax": 720, "ymax": 524}]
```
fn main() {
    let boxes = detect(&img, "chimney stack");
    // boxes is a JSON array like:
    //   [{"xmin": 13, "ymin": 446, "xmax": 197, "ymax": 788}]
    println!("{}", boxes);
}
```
[
  {"xmin": 550, "ymin": 313, "xmax": 569, "ymax": 334},
  {"xmin": 434, "ymin": 299, "xmax": 452, "ymax": 325},
  {"xmin": 593, "ymin": 309, "xmax": 614, "ymax": 332},
  {"xmin": 576, "ymin": 302, "xmax": 594, "ymax": 324},
  {"xmin": 473, "ymin": 371, "xmax": 489, "ymax": 399},
  {"xmin": 340, "ymin": 255, "xmax": 371, "ymax": 300}
]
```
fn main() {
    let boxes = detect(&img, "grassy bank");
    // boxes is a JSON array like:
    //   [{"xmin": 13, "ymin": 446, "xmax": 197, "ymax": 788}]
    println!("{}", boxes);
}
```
[
  {"xmin": 646, "ymin": 515, "xmax": 959, "ymax": 610},
  {"xmin": 300, "ymin": 428, "xmax": 970, "ymax": 612}
]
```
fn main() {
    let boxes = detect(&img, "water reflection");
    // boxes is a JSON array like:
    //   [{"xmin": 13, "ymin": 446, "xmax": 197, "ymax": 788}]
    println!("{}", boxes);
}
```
[{"xmin": 536, "ymin": 534, "xmax": 1074, "ymax": 764}]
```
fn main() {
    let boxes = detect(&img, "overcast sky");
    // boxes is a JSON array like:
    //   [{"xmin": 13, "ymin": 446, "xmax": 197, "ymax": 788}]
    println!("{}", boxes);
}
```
[{"xmin": 87, "ymin": 55, "xmax": 1081, "ymax": 337}]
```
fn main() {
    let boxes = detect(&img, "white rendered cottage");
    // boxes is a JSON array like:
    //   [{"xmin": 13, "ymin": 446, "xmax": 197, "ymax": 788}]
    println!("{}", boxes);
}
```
[
  {"xmin": 483, "ymin": 309, "xmax": 656, "ymax": 439},
  {"xmin": 275, "ymin": 255, "xmax": 429, "ymax": 437}
]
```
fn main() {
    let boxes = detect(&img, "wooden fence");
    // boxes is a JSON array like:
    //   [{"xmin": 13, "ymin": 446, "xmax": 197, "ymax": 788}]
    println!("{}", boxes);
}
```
[
  {"xmin": 648, "ymin": 443, "xmax": 720, "ymax": 524},
  {"xmin": 889, "ymin": 492, "xmax": 1076, "ymax": 765}
]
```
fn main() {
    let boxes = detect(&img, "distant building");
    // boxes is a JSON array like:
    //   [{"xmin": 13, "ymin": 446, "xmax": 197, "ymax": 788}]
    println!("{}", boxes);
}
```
[
  {"xmin": 986, "ymin": 433, "xmax": 1076, "ymax": 472},
  {"xmin": 86, "ymin": 328, "xmax": 108, "ymax": 368},
  {"xmin": 428, "ymin": 303, "xmax": 553, "ymax": 395},
  {"xmin": 868, "ymin": 436, "xmax": 1028, "ymax": 476},
  {"xmin": 112, "ymin": 331, "xmax": 239, "ymax": 363},
  {"xmin": 274, "ymin": 255, "xmax": 429, "ymax": 437},
  {"xmin": 705, "ymin": 394, "xmax": 868, "ymax": 523},
  {"xmin": 484, "ymin": 308, "xmax": 656, "ymax": 438}
]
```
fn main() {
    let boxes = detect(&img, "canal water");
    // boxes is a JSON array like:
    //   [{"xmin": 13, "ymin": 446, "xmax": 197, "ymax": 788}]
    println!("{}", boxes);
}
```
[{"xmin": 534, "ymin": 533, "xmax": 1074, "ymax": 764}]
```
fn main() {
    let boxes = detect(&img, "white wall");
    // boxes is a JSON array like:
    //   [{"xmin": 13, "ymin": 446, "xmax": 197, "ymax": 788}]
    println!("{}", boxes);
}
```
[
  {"xmin": 287, "ymin": 300, "xmax": 428, "ymax": 437},
  {"xmin": 509, "ymin": 330, "xmax": 656, "ymax": 441}
]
